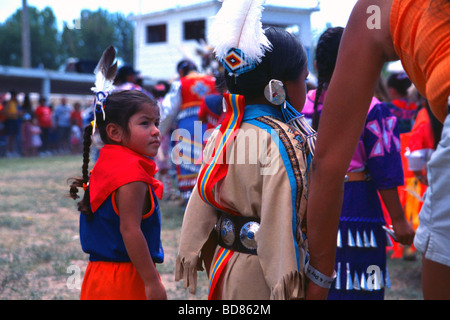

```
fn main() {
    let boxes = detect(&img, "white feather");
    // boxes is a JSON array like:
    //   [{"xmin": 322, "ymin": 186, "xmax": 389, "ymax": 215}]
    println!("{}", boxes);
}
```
[
  {"xmin": 92, "ymin": 71, "xmax": 114, "ymax": 94},
  {"xmin": 208, "ymin": 0, "xmax": 272, "ymax": 64},
  {"xmin": 93, "ymin": 74, "xmax": 112, "ymax": 93},
  {"xmin": 91, "ymin": 46, "xmax": 117, "ymax": 94}
]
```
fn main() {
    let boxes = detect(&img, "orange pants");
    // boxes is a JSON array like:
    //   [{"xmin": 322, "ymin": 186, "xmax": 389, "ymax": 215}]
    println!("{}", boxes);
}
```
[{"xmin": 81, "ymin": 261, "xmax": 146, "ymax": 300}]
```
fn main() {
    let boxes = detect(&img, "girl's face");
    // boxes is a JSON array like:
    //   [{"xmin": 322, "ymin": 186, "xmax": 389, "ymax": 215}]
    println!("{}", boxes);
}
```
[
  {"xmin": 285, "ymin": 66, "xmax": 309, "ymax": 113},
  {"xmin": 123, "ymin": 103, "xmax": 161, "ymax": 157}
]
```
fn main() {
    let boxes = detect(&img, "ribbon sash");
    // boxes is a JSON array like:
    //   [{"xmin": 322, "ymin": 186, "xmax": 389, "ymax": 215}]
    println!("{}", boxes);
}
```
[
  {"xmin": 197, "ymin": 94, "xmax": 245, "ymax": 300},
  {"xmin": 197, "ymin": 94, "xmax": 245, "ymax": 215},
  {"xmin": 208, "ymin": 247, "xmax": 234, "ymax": 300}
]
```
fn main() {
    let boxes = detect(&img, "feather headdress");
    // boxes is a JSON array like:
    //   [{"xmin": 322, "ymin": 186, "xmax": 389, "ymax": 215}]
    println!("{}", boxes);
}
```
[
  {"xmin": 208, "ymin": 0, "xmax": 272, "ymax": 75},
  {"xmin": 91, "ymin": 46, "xmax": 118, "ymax": 133},
  {"xmin": 92, "ymin": 45, "xmax": 118, "ymax": 95}
]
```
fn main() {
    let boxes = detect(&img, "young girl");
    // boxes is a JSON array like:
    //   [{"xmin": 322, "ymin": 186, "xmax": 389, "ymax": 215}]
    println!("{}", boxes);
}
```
[
  {"xmin": 21, "ymin": 114, "xmax": 41, "ymax": 157},
  {"xmin": 304, "ymin": 27, "xmax": 414, "ymax": 300},
  {"xmin": 176, "ymin": 0, "xmax": 315, "ymax": 300},
  {"xmin": 69, "ymin": 90, "xmax": 167, "ymax": 300}
]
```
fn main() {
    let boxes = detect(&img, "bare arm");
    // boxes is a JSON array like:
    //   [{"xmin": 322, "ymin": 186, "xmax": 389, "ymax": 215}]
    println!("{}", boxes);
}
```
[
  {"xmin": 117, "ymin": 181, "xmax": 167, "ymax": 300},
  {"xmin": 378, "ymin": 188, "xmax": 415, "ymax": 245},
  {"xmin": 306, "ymin": 0, "xmax": 397, "ymax": 299}
]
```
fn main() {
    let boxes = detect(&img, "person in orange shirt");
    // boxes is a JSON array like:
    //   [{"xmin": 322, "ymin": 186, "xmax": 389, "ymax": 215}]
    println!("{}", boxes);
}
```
[
  {"xmin": 306, "ymin": 0, "xmax": 450, "ymax": 300},
  {"xmin": 34, "ymin": 97, "xmax": 53, "ymax": 154}
]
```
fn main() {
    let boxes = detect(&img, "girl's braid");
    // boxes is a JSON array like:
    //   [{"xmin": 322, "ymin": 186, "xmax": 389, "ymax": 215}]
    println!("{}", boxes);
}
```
[{"xmin": 68, "ymin": 125, "xmax": 94, "ymax": 218}]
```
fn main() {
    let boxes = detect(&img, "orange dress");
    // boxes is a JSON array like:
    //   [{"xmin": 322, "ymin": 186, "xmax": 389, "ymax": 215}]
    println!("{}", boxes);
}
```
[{"xmin": 390, "ymin": 0, "xmax": 450, "ymax": 123}]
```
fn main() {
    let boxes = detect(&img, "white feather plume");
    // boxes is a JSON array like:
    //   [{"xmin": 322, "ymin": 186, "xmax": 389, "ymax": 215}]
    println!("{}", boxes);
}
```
[
  {"xmin": 208, "ymin": 0, "xmax": 272, "ymax": 64},
  {"xmin": 91, "ymin": 45, "xmax": 118, "ymax": 94}
]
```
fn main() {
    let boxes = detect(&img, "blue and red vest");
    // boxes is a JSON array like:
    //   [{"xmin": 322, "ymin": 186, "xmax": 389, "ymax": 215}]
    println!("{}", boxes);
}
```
[{"xmin": 79, "ymin": 144, "xmax": 164, "ymax": 263}]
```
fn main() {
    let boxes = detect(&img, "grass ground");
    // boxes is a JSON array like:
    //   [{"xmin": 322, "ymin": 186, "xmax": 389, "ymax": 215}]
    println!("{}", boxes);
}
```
[{"xmin": 0, "ymin": 155, "xmax": 422, "ymax": 300}]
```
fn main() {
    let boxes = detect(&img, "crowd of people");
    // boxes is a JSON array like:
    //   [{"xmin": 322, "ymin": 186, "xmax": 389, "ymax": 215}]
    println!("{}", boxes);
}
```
[
  {"xmin": 0, "ymin": 92, "xmax": 85, "ymax": 157},
  {"xmin": 0, "ymin": 74, "xmax": 173, "ymax": 160}
]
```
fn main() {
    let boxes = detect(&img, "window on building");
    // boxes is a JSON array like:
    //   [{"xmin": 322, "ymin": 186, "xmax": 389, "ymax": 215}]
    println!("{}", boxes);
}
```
[
  {"xmin": 183, "ymin": 20, "xmax": 206, "ymax": 41},
  {"xmin": 146, "ymin": 24, "xmax": 167, "ymax": 43}
]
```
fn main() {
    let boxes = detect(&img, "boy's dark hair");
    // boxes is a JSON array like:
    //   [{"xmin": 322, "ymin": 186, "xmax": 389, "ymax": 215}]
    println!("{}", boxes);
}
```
[
  {"xmin": 224, "ymin": 27, "xmax": 308, "ymax": 102},
  {"xmin": 312, "ymin": 27, "xmax": 344, "ymax": 131},
  {"xmin": 68, "ymin": 90, "xmax": 157, "ymax": 218},
  {"xmin": 177, "ymin": 59, "xmax": 198, "ymax": 77},
  {"xmin": 387, "ymin": 72, "xmax": 412, "ymax": 97}
]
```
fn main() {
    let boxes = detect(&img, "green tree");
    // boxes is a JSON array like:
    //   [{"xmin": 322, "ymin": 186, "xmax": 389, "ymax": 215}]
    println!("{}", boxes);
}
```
[
  {"xmin": 0, "ymin": 6, "xmax": 62, "ymax": 69},
  {"xmin": 61, "ymin": 9, "xmax": 135, "ymax": 65},
  {"xmin": 0, "ymin": 7, "xmax": 135, "ymax": 70}
]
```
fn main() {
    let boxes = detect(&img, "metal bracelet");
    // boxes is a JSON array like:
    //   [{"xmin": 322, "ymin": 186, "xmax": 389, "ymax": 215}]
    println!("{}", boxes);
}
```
[{"xmin": 305, "ymin": 262, "xmax": 337, "ymax": 289}]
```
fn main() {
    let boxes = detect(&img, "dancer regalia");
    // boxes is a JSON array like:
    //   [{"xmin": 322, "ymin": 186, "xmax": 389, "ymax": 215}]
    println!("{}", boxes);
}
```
[{"xmin": 175, "ymin": 0, "xmax": 318, "ymax": 300}]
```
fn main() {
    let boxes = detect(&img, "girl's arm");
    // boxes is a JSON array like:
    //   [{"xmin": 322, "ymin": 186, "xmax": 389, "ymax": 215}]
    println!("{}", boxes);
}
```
[
  {"xmin": 306, "ymin": 0, "xmax": 397, "ymax": 300},
  {"xmin": 117, "ymin": 181, "xmax": 167, "ymax": 300},
  {"xmin": 378, "ymin": 188, "xmax": 415, "ymax": 245}
]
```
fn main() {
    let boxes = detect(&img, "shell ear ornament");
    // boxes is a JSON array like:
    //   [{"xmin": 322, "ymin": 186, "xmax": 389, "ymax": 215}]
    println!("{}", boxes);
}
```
[{"xmin": 264, "ymin": 79, "xmax": 286, "ymax": 106}]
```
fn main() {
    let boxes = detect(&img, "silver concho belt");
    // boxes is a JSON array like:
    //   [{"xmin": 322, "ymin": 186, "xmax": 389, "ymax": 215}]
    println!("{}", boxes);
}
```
[{"xmin": 215, "ymin": 212, "xmax": 261, "ymax": 255}]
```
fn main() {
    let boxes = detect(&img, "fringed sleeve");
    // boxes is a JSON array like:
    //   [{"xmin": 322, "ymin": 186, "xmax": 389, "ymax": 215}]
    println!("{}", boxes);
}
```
[
  {"xmin": 270, "ymin": 270, "xmax": 306, "ymax": 300},
  {"xmin": 175, "ymin": 179, "xmax": 219, "ymax": 294},
  {"xmin": 255, "ymin": 154, "xmax": 307, "ymax": 300}
]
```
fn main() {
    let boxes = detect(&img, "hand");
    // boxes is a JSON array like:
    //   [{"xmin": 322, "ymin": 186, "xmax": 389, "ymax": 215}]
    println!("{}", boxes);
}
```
[
  {"xmin": 392, "ymin": 219, "xmax": 415, "ymax": 246},
  {"xmin": 145, "ymin": 280, "xmax": 167, "ymax": 300}
]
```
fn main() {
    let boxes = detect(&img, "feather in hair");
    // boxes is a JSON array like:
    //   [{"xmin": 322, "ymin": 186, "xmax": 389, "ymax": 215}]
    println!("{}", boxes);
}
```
[
  {"xmin": 91, "ymin": 45, "xmax": 118, "ymax": 94},
  {"xmin": 208, "ymin": 0, "xmax": 272, "ymax": 65}
]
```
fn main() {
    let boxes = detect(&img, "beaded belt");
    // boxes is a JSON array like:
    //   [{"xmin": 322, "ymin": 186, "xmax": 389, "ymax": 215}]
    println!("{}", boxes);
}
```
[{"xmin": 215, "ymin": 212, "xmax": 261, "ymax": 255}]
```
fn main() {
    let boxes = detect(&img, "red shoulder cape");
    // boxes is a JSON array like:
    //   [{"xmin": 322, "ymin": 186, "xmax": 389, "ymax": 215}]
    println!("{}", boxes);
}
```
[{"xmin": 89, "ymin": 144, "xmax": 164, "ymax": 212}]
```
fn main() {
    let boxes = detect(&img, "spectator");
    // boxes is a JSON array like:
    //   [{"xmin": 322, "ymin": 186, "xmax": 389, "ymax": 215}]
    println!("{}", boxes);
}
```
[
  {"xmin": 22, "ymin": 93, "xmax": 33, "ymax": 116},
  {"xmin": 21, "ymin": 113, "xmax": 41, "ymax": 157},
  {"xmin": 70, "ymin": 102, "xmax": 83, "ymax": 129},
  {"xmin": 54, "ymin": 97, "xmax": 72, "ymax": 154},
  {"xmin": 34, "ymin": 97, "xmax": 53, "ymax": 155},
  {"xmin": 70, "ymin": 118, "xmax": 82, "ymax": 154},
  {"xmin": 4, "ymin": 91, "xmax": 22, "ymax": 157},
  {"xmin": 113, "ymin": 65, "xmax": 153, "ymax": 98}
]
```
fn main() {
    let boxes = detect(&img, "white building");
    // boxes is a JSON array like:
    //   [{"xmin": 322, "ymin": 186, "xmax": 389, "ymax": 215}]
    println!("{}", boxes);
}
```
[{"xmin": 131, "ymin": 1, "xmax": 319, "ymax": 81}]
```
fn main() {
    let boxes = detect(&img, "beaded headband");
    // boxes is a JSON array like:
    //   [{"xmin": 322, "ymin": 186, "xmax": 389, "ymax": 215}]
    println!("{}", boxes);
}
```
[{"xmin": 208, "ymin": 0, "xmax": 272, "ymax": 76}]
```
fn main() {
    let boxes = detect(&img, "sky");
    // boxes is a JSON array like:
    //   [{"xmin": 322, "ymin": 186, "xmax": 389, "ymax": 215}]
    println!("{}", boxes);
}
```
[{"xmin": 0, "ymin": 0, "xmax": 358, "ymax": 32}]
